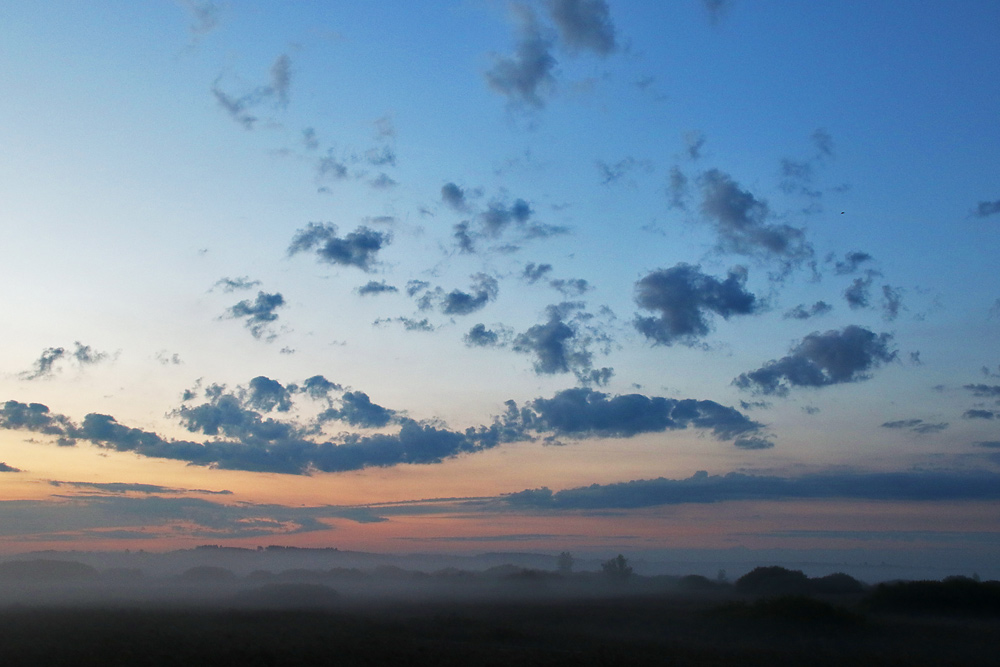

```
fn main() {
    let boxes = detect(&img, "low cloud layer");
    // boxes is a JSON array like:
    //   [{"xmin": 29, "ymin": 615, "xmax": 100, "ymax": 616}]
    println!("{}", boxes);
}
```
[{"xmin": 505, "ymin": 469, "xmax": 1000, "ymax": 510}]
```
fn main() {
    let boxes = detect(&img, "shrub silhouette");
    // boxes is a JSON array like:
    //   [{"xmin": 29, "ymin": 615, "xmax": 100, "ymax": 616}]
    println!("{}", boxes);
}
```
[
  {"xmin": 811, "ymin": 572, "xmax": 866, "ymax": 595},
  {"xmin": 0, "ymin": 559, "xmax": 97, "ymax": 582},
  {"xmin": 735, "ymin": 566, "xmax": 810, "ymax": 596},
  {"xmin": 864, "ymin": 578, "xmax": 1000, "ymax": 615},
  {"xmin": 178, "ymin": 566, "xmax": 237, "ymax": 582}
]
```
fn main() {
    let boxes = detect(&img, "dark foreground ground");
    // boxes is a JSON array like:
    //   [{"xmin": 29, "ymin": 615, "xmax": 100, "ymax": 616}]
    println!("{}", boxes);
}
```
[{"xmin": 2, "ymin": 593, "xmax": 998, "ymax": 667}]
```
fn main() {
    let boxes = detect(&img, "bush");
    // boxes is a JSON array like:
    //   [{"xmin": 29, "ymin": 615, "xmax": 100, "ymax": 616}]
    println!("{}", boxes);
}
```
[{"xmin": 735, "ymin": 566, "xmax": 810, "ymax": 596}]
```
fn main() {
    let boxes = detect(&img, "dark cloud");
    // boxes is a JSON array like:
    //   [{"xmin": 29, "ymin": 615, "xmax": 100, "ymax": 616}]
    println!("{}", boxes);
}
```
[
  {"xmin": 321, "ymin": 391, "xmax": 395, "ymax": 428},
  {"xmin": 733, "ymin": 436, "xmax": 775, "ymax": 450},
  {"xmin": 246, "ymin": 376, "xmax": 293, "ymax": 413},
  {"xmin": 441, "ymin": 182, "xmax": 468, "ymax": 211},
  {"xmin": 465, "ymin": 324, "xmax": 502, "ymax": 347},
  {"xmin": 667, "ymin": 166, "xmax": 689, "ymax": 209},
  {"xmin": 0, "ymin": 462, "xmax": 21, "ymax": 473},
  {"xmin": 211, "ymin": 54, "xmax": 291, "ymax": 129},
  {"xmin": 522, "ymin": 387, "xmax": 763, "ymax": 442},
  {"xmin": 0, "ymin": 401, "xmax": 75, "ymax": 438},
  {"xmin": 812, "ymin": 128, "xmax": 834, "ymax": 157},
  {"xmin": 734, "ymin": 325, "xmax": 897, "ymax": 396},
  {"xmin": 485, "ymin": 7, "xmax": 556, "ymax": 108},
  {"xmin": 453, "ymin": 221, "xmax": 475, "ymax": 253},
  {"xmin": 832, "ymin": 251, "xmax": 874, "ymax": 275},
  {"xmin": 481, "ymin": 199, "xmax": 532, "ymax": 236},
  {"xmin": 698, "ymin": 169, "xmax": 813, "ymax": 266},
  {"xmin": 302, "ymin": 127, "xmax": 319, "ymax": 150},
  {"xmin": 964, "ymin": 384, "xmax": 1000, "ymax": 398},
  {"xmin": 49, "ymin": 480, "xmax": 230, "ymax": 495},
  {"xmin": 881, "ymin": 418, "xmax": 949, "ymax": 435},
  {"xmin": 963, "ymin": 409, "xmax": 996, "ymax": 420},
  {"xmin": 579, "ymin": 367, "xmax": 613, "ymax": 387},
  {"xmin": 316, "ymin": 152, "xmax": 348, "ymax": 180},
  {"xmin": 374, "ymin": 316, "xmax": 436, "ymax": 332},
  {"xmin": 550, "ymin": 278, "xmax": 590, "ymax": 297},
  {"xmin": 783, "ymin": 301, "xmax": 832, "ymax": 320},
  {"xmin": 596, "ymin": 157, "xmax": 651, "ymax": 186},
  {"xmin": 369, "ymin": 173, "xmax": 397, "ymax": 189},
  {"xmin": 225, "ymin": 291, "xmax": 285, "ymax": 339},
  {"xmin": 181, "ymin": 0, "xmax": 220, "ymax": 35},
  {"xmin": 365, "ymin": 146, "xmax": 396, "ymax": 167},
  {"xmin": 504, "ymin": 469, "xmax": 1000, "ymax": 510},
  {"xmin": 155, "ymin": 351, "xmax": 182, "ymax": 366},
  {"xmin": 513, "ymin": 303, "xmax": 599, "ymax": 376},
  {"xmin": 441, "ymin": 275, "xmax": 499, "ymax": 316},
  {"xmin": 844, "ymin": 274, "xmax": 874, "ymax": 309},
  {"xmin": 405, "ymin": 280, "xmax": 430, "ymax": 297},
  {"xmin": 546, "ymin": 0, "xmax": 616, "ymax": 55},
  {"xmin": 522, "ymin": 262, "xmax": 553, "ymax": 284},
  {"xmin": 881, "ymin": 284, "xmax": 904, "ymax": 321},
  {"xmin": 288, "ymin": 222, "xmax": 389, "ymax": 272},
  {"xmin": 973, "ymin": 200, "xmax": 1000, "ymax": 218},
  {"xmin": 633, "ymin": 263, "xmax": 758, "ymax": 346},
  {"xmin": 270, "ymin": 54, "xmax": 291, "ymax": 107},
  {"xmin": 20, "ymin": 342, "xmax": 110, "ymax": 380},
  {"xmin": 683, "ymin": 131, "xmax": 705, "ymax": 160},
  {"xmin": 357, "ymin": 280, "xmax": 398, "ymax": 296},
  {"xmin": 701, "ymin": 0, "xmax": 729, "ymax": 24},
  {"xmin": 213, "ymin": 276, "xmax": 261, "ymax": 292},
  {"xmin": 976, "ymin": 441, "xmax": 1000, "ymax": 448},
  {"xmin": 300, "ymin": 375, "xmax": 341, "ymax": 400}
]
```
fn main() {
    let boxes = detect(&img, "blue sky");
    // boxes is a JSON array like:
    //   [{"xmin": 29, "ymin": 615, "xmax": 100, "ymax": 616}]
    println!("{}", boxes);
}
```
[{"xmin": 1, "ymin": 0, "xmax": 999, "ymax": 573}]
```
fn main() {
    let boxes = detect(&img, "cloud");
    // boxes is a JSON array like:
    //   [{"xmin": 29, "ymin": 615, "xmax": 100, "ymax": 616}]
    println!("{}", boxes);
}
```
[
  {"xmin": 546, "ymin": 0, "xmax": 616, "ymax": 55},
  {"xmin": 464, "ymin": 324, "xmax": 502, "ymax": 347},
  {"xmin": 976, "ymin": 441, "xmax": 1000, "ymax": 449},
  {"xmin": 357, "ymin": 280, "xmax": 398, "ymax": 296},
  {"xmin": 485, "ymin": 6, "xmax": 556, "ymax": 108},
  {"xmin": 812, "ymin": 128, "xmax": 834, "ymax": 157},
  {"xmin": 211, "ymin": 54, "xmax": 291, "ymax": 128},
  {"xmin": 666, "ymin": 169, "xmax": 690, "ymax": 212},
  {"xmin": 683, "ymin": 131, "xmax": 706, "ymax": 160},
  {"xmin": 288, "ymin": 222, "xmax": 389, "ymax": 272},
  {"xmin": 180, "ymin": 0, "xmax": 220, "ymax": 35},
  {"xmin": 522, "ymin": 387, "xmax": 763, "ymax": 442},
  {"xmin": 881, "ymin": 284, "xmax": 904, "ymax": 321},
  {"xmin": 633, "ymin": 263, "xmax": 758, "ymax": 346},
  {"xmin": 701, "ymin": 0, "xmax": 729, "ymax": 24},
  {"xmin": 321, "ymin": 391, "xmax": 395, "ymax": 428},
  {"xmin": 512, "ymin": 303, "xmax": 602, "ymax": 377},
  {"xmin": 844, "ymin": 274, "xmax": 874, "ymax": 309},
  {"xmin": 365, "ymin": 146, "xmax": 395, "ymax": 167},
  {"xmin": 964, "ymin": 409, "xmax": 996, "ymax": 420},
  {"xmin": 246, "ymin": 376, "xmax": 293, "ymax": 413},
  {"xmin": 549, "ymin": 278, "xmax": 590, "ymax": 297},
  {"xmin": 832, "ymin": 251, "xmax": 874, "ymax": 275},
  {"xmin": 504, "ymin": 469, "xmax": 1000, "ymax": 510},
  {"xmin": 522, "ymin": 262, "xmax": 553, "ymax": 284},
  {"xmin": 881, "ymin": 418, "xmax": 949, "ymax": 435},
  {"xmin": 270, "ymin": 54, "xmax": 291, "ymax": 107},
  {"xmin": 441, "ymin": 274, "xmax": 500, "ymax": 316},
  {"xmin": 734, "ymin": 325, "xmax": 897, "ymax": 396},
  {"xmin": 596, "ymin": 157, "xmax": 651, "ymax": 186},
  {"xmin": 698, "ymin": 169, "xmax": 813, "ymax": 266},
  {"xmin": 49, "ymin": 480, "xmax": 230, "ymax": 495},
  {"xmin": 302, "ymin": 127, "xmax": 319, "ymax": 150},
  {"xmin": 964, "ymin": 384, "xmax": 1000, "ymax": 398},
  {"xmin": 369, "ymin": 173, "xmax": 397, "ymax": 189},
  {"xmin": 481, "ymin": 199, "xmax": 533, "ymax": 236},
  {"xmin": 213, "ymin": 276, "xmax": 261, "ymax": 292},
  {"xmin": 20, "ymin": 342, "xmax": 111, "ymax": 380},
  {"xmin": 973, "ymin": 200, "xmax": 1000, "ymax": 218},
  {"xmin": 0, "ymin": 462, "xmax": 21, "ymax": 473},
  {"xmin": 441, "ymin": 182, "xmax": 469, "ymax": 211},
  {"xmin": 225, "ymin": 291, "xmax": 285, "ymax": 339},
  {"xmin": 374, "ymin": 316, "xmax": 436, "ymax": 332},
  {"xmin": 783, "ymin": 301, "xmax": 832, "ymax": 320},
  {"xmin": 155, "ymin": 351, "xmax": 183, "ymax": 366}
]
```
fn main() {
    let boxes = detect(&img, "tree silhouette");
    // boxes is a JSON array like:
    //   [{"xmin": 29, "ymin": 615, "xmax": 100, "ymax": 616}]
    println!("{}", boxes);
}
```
[
  {"xmin": 557, "ymin": 551, "xmax": 574, "ymax": 574},
  {"xmin": 601, "ymin": 554, "xmax": 632, "ymax": 581}
]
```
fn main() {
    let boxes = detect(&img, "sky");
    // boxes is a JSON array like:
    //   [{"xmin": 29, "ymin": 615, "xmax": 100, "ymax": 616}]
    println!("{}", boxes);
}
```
[{"xmin": 1, "ymin": 0, "xmax": 999, "ymax": 574}]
